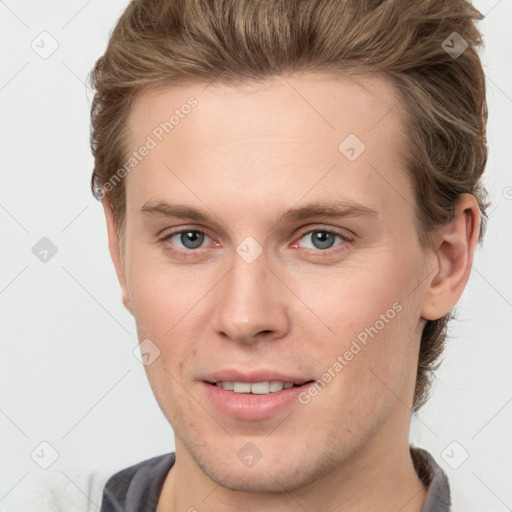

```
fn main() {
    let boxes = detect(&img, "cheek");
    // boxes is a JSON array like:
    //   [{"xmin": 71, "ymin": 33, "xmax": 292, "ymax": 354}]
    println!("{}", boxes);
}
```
[
  {"xmin": 126, "ymin": 245, "xmax": 193, "ymax": 337},
  {"xmin": 298, "ymin": 260, "xmax": 412, "ymax": 347},
  {"xmin": 126, "ymin": 259, "xmax": 210, "ymax": 389},
  {"xmin": 295, "ymin": 253, "xmax": 421, "ymax": 400}
]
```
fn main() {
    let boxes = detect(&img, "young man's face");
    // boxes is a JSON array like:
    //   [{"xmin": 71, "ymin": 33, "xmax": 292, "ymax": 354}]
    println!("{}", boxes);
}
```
[{"xmin": 106, "ymin": 73, "xmax": 437, "ymax": 491}]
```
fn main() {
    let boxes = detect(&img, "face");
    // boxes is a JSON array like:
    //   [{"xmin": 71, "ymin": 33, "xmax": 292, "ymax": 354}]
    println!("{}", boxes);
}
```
[{"xmin": 111, "ymin": 73, "xmax": 433, "ymax": 492}]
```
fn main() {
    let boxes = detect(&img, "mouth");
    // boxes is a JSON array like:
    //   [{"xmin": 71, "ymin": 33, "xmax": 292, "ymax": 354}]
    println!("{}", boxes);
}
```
[
  {"xmin": 201, "ymin": 372, "xmax": 316, "ymax": 420},
  {"xmin": 206, "ymin": 380, "xmax": 314, "ymax": 394}
]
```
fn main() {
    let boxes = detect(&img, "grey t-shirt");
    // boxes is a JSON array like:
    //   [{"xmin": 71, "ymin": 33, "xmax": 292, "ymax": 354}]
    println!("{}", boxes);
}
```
[{"xmin": 100, "ymin": 445, "xmax": 451, "ymax": 511}]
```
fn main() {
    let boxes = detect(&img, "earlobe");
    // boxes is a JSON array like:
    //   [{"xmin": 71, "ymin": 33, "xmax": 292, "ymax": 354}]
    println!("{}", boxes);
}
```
[
  {"xmin": 101, "ymin": 197, "xmax": 133, "ymax": 316},
  {"xmin": 421, "ymin": 194, "xmax": 480, "ymax": 321}
]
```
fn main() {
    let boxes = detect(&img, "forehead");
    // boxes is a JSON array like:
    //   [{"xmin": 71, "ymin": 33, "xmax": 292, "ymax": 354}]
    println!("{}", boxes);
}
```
[
  {"xmin": 123, "ymin": 72, "xmax": 413, "ymax": 228},
  {"xmin": 128, "ymin": 72, "xmax": 407, "ymax": 149}
]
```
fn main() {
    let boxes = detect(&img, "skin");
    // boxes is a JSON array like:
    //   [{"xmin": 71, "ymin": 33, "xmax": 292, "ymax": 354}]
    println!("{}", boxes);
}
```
[{"xmin": 102, "ymin": 72, "xmax": 480, "ymax": 511}]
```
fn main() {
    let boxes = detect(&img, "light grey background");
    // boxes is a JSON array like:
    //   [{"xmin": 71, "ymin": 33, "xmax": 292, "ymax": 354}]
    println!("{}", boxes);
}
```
[{"xmin": 1, "ymin": 1, "xmax": 511, "ymax": 510}]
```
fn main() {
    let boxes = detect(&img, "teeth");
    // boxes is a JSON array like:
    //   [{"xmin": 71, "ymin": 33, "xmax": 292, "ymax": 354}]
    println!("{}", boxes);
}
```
[
  {"xmin": 215, "ymin": 381, "xmax": 297, "ymax": 394},
  {"xmin": 269, "ymin": 381, "xmax": 285, "ymax": 392},
  {"xmin": 250, "ymin": 382, "xmax": 270, "ymax": 394},
  {"xmin": 233, "ymin": 382, "xmax": 251, "ymax": 393}
]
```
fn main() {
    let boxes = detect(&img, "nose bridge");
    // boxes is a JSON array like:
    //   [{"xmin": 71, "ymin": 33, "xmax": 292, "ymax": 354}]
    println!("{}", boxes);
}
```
[{"xmin": 214, "ymin": 243, "xmax": 286, "ymax": 343}]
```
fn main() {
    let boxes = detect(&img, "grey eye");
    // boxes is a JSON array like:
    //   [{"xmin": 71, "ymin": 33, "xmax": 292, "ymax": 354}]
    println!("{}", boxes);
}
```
[
  {"xmin": 301, "ymin": 230, "xmax": 341, "ymax": 250},
  {"xmin": 168, "ymin": 230, "xmax": 206, "ymax": 250}
]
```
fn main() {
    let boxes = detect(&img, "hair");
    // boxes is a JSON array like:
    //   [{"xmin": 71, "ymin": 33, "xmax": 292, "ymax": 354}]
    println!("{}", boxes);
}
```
[{"xmin": 88, "ymin": 0, "xmax": 489, "ymax": 412}]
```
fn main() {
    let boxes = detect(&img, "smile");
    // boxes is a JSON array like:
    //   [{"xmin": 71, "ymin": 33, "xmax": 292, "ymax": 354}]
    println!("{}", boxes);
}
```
[
  {"xmin": 203, "ymin": 378, "xmax": 315, "ymax": 420},
  {"xmin": 214, "ymin": 381, "xmax": 303, "ymax": 394}
]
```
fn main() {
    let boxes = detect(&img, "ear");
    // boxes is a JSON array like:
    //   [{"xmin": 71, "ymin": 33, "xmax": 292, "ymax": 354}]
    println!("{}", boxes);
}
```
[
  {"xmin": 101, "ymin": 197, "xmax": 133, "ymax": 316},
  {"xmin": 421, "ymin": 193, "xmax": 481, "ymax": 321}
]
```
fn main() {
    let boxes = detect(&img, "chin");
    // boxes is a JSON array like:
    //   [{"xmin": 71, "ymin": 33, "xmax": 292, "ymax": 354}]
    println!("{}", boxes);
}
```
[
  {"xmin": 219, "ymin": 475, "xmax": 288, "ymax": 493},
  {"xmin": 207, "ymin": 468, "xmax": 305, "ymax": 493},
  {"xmin": 194, "ymin": 450, "xmax": 333, "ymax": 494}
]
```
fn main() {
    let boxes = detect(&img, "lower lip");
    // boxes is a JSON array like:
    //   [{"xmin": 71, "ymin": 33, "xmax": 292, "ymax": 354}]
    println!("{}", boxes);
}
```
[{"xmin": 202, "ymin": 382, "xmax": 312, "ymax": 421}]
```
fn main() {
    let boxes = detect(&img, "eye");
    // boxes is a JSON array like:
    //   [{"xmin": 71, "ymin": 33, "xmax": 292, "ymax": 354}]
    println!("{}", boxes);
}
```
[
  {"xmin": 295, "ymin": 228, "xmax": 352, "ymax": 252},
  {"xmin": 161, "ymin": 229, "xmax": 211, "ymax": 251},
  {"xmin": 159, "ymin": 226, "xmax": 353, "ymax": 258}
]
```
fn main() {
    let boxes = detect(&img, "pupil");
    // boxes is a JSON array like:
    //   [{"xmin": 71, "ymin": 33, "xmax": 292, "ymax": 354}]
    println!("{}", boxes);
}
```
[
  {"xmin": 182, "ymin": 231, "xmax": 203, "ymax": 249},
  {"xmin": 313, "ymin": 231, "xmax": 334, "ymax": 249}
]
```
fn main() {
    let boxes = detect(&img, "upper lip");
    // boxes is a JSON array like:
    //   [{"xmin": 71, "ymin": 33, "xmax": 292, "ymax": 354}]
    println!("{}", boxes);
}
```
[{"xmin": 202, "ymin": 369, "xmax": 312, "ymax": 385}]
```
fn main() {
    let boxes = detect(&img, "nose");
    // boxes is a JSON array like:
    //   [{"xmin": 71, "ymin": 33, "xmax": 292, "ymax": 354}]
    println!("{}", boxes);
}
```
[{"xmin": 212, "ymin": 247, "xmax": 289, "ymax": 345}]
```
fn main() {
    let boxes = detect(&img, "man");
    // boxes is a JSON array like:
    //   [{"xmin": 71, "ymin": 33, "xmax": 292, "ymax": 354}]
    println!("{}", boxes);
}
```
[{"xmin": 89, "ymin": 0, "xmax": 489, "ymax": 510}]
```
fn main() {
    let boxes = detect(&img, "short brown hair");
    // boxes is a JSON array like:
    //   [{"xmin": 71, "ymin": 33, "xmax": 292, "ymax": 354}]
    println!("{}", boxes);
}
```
[{"xmin": 89, "ymin": 0, "xmax": 489, "ymax": 411}]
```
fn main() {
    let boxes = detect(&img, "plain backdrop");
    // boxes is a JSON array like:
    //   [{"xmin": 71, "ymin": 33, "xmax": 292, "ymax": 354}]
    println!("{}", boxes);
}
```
[{"xmin": 1, "ymin": 0, "xmax": 511, "ymax": 510}]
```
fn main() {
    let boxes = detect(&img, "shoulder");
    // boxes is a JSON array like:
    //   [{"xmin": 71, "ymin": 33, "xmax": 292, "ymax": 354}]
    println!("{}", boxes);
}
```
[
  {"xmin": 100, "ymin": 452, "xmax": 175, "ymax": 512},
  {"xmin": 0, "ymin": 468, "xmax": 112, "ymax": 512}
]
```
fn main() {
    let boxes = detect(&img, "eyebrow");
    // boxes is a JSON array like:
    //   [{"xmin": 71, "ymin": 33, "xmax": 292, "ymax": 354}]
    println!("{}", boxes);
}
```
[{"xmin": 140, "ymin": 200, "xmax": 379, "ymax": 224}]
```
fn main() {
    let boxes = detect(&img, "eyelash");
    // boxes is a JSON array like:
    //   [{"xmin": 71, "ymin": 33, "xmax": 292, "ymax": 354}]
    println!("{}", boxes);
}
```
[{"xmin": 159, "ymin": 226, "xmax": 354, "ymax": 259}]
